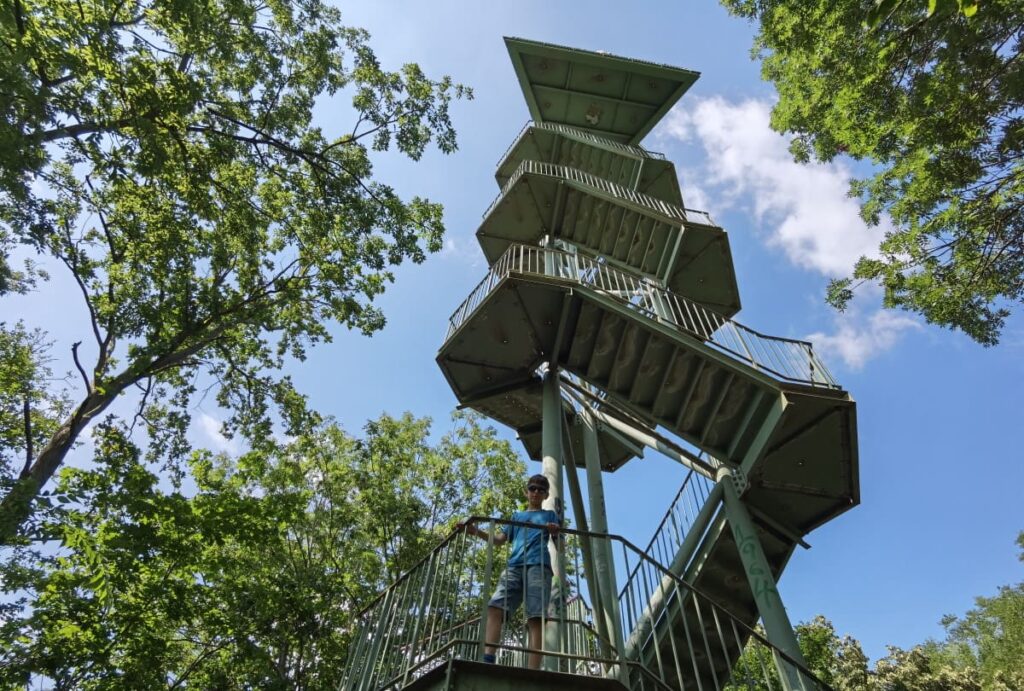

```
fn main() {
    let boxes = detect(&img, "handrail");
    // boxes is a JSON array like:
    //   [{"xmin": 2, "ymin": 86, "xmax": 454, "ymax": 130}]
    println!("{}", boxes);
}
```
[
  {"xmin": 483, "ymin": 159, "xmax": 716, "ymax": 227},
  {"xmin": 632, "ymin": 467, "xmax": 715, "ymax": 582},
  {"xmin": 496, "ymin": 120, "xmax": 667, "ymax": 170},
  {"xmin": 340, "ymin": 517, "xmax": 834, "ymax": 691},
  {"xmin": 443, "ymin": 244, "xmax": 840, "ymax": 388}
]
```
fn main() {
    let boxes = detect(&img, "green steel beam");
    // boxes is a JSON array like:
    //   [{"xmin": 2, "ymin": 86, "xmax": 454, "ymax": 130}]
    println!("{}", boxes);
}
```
[
  {"xmin": 580, "ymin": 409, "xmax": 628, "ymax": 686},
  {"xmin": 541, "ymin": 370, "xmax": 565, "ymax": 671},
  {"xmin": 718, "ymin": 465, "xmax": 811, "ymax": 691}
]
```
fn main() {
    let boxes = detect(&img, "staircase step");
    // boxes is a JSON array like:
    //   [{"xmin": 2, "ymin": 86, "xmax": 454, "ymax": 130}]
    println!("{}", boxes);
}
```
[{"xmin": 404, "ymin": 659, "xmax": 629, "ymax": 691}]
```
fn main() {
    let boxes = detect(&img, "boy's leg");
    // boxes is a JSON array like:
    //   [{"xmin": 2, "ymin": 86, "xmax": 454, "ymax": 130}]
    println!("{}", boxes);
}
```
[
  {"xmin": 485, "ymin": 567, "xmax": 524, "ymax": 662},
  {"xmin": 484, "ymin": 606, "xmax": 504, "ymax": 657},
  {"xmin": 526, "ymin": 617, "xmax": 543, "ymax": 669},
  {"xmin": 523, "ymin": 565, "xmax": 554, "ymax": 670}
]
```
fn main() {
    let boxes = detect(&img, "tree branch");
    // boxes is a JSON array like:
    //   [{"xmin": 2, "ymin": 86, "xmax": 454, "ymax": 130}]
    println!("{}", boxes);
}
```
[
  {"xmin": 129, "ymin": 377, "xmax": 153, "ymax": 435},
  {"xmin": 21, "ymin": 398, "xmax": 33, "ymax": 479},
  {"xmin": 71, "ymin": 341, "xmax": 92, "ymax": 394},
  {"xmin": 55, "ymin": 235, "xmax": 105, "ymax": 353}
]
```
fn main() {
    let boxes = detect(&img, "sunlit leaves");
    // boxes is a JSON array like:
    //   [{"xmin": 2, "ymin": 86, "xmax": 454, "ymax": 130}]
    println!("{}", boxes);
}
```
[
  {"xmin": 0, "ymin": 411, "xmax": 525, "ymax": 687},
  {"xmin": 724, "ymin": 0, "xmax": 1022, "ymax": 345},
  {"xmin": 0, "ymin": 0, "xmax": 472, "ymax": 537}
]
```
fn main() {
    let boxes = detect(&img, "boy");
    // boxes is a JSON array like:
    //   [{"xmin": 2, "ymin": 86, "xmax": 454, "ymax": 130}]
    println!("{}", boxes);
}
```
[{"xmin": 460, "ymin": 473, "xmax": 560, "ymax": 669}]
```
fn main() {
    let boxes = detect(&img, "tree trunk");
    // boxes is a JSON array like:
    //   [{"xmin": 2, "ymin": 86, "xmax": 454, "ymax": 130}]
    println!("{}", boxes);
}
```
[{"xmin": 0, "ymin": 387, "xmax": 120, "ymax": 544}]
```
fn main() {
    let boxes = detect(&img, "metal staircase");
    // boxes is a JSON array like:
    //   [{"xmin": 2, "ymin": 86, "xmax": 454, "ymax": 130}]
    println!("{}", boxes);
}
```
[{"xmin": 342, "ymin": 37, "xmax": 859, "ymax": 691}]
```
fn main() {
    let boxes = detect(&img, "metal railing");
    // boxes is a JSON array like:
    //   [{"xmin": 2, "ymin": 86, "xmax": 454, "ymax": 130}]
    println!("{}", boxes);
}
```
[
  {"xmin": 484, "ymin": 159, "xmax": 716, "ymax": 228},
  {"xmin": 625, "ymin": 467, "xmax": 716, "ymax": 597},
  {"xmin": 340, "ymin": 518, "xmax": 833, "ymax": 691},
  {"xmin": 444, "ymin": 244, "xmax": 839, "ymax": 388},
  {"xmin": 497, "ymin": 121, "xmax": 667, "ymax": 169}
]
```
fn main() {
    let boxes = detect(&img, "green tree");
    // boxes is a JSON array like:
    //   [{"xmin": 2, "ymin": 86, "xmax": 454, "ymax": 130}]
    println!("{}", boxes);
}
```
[
  {"xmin": 938, "ymin": 531, "xmax": 1024, "ymax": 690},
  {"xmin": 0, "ymin": 411, "xmax": 524, "ymax": 689},
  {"xmin": 724, "ymin": 617, "xmax": 868, "ymax": 690},
  {"xmin": 871, "ymin": 644, "xmax": 983, "ymax": 690},
  {"xmin": 0, "ymin": 0, "xmax": 471, "ymax": 542},
  {"xmin": 724, "ymin": 532, "xmax": 1023, "ymax": 690},
  {"xmin": 721, "ymin": 0, "xmax": 1022, "ymax": 345},
  {"xmin": 0, "ymin": 322, "xmax": 70, "ymax": 491}
]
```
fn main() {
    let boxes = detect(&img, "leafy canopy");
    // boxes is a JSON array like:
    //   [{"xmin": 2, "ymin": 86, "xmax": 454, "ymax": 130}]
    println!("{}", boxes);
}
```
[
  {"xmin": 722, "ymin": 0, "xmax": 1022, "ymax": 345},
  {"xmin": 0, "ymin": 0, "xmax": 471, "ymax": 540},
  {"xmin": 0, "ymin": 411, "xmax": 525, "ymax": 688},
  {"xmin": 726, "ymin": 532, "xmax": 1023, "ymax": 690}
]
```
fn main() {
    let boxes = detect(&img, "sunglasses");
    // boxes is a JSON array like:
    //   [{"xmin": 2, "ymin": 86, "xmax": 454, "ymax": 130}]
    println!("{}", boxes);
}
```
[{"xmin": 527, "ymin": 485, "xmax": 548, "ymax": 493}]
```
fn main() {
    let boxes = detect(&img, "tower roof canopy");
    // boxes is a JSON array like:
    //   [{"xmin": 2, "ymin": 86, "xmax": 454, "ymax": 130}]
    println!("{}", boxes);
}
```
[{"xmin": 505, "ymin": 37, "xmax": 699, "ymax": 146}]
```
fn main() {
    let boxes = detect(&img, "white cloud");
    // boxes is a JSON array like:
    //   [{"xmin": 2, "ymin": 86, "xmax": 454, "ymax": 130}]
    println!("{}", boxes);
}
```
[
  {"xmin": 439, "ymin": 233, "xmax": 487, "ymax": 267},
  {"xmin": 196, "ymin": 412, "xmax": 241, "ymax": 455},
  {"xmin": 657, "ymin": 97, "xmax": 887, "ymax": 277},
  {"xmin": 808, "ymin": 308, "xmax": 921, "ymax": 370},
  {"xmin": 655, "ymin": 96, "xmax": 920, "ymax": 367},
  {"xmin": 675, "ymin": 167, "xmax": 715, "ymax": 217}
]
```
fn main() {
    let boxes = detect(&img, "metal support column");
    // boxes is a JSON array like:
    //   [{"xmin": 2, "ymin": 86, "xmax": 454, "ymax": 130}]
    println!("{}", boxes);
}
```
[
  {"xmin": 541, "ymin": 369, "xmax": 565, "ymax": 671},
  {"xmin": 717, "ymin": 465, "xmax": 810, "ymax": 690},
  {"xmin": 561, "ymin": 423, "xmax": 614, "ymax": 661},
  {"xmin": 581, "ymin": 410, "xmax": 628, "ymax": 683}
]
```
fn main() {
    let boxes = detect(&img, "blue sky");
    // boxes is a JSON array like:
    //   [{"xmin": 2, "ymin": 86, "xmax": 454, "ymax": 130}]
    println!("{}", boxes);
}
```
[
  {"xmin": 5, "ymin": 0, "xmax": 1023, "ymax": 666},
  {"xmin": 321, "ymin": 0, "xmax": 1024, "ymax": 661}
]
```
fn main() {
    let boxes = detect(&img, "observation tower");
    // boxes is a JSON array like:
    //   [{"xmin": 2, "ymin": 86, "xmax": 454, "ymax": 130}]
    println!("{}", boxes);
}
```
[{"xmin": 344, "ymin": 38, "xmax": 859, "ymax": 691}]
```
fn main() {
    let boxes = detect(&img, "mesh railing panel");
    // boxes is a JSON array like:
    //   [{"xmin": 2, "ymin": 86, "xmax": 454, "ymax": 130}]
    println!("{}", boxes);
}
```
[
  {"xmin": 484, "ymin": 160, "xmax": 716, "ymax": 227},
  {"xmin": 497, "ymin": 121, "xmax": 667, "ymax": 169},
  {"xmin": 444, "ymin": 244, "xmax": 839, "ymax": 388}
]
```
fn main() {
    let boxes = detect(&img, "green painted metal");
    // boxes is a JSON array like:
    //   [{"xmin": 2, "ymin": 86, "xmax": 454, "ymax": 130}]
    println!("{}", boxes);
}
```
[
  {"xmin": 452, "ymin": 376, "xmax": 641, "ymax": 471},
  {"xmin": 580, "ymin": 411, "xmax": 628, "ymax": 685},
  {"xmin": 542, "ymin": 371, "xmax": 566, "ymax": 671},
  {"xmin": 620, "ymin": 482, "xmax": 723, "ymax": 660},
  {"xmin": 442, "ymin": 245, "xmax": 833, "ymax": 389},
  {"xmin": 436, "ymin": 244, "xmax": 858, "ymax": 533},
  {"xmin": 560, "ymin": 426, "xmax": 617, "ymax": 669},
  {"xmin": 504, "ymin": 37, "xmax": 699, "ymax": 146},
  {"xmin": 340, "ymin": 517, "xmax": 834, "ymax": 690},
  {"xmin": 496, "ymin": 122, "xmax": 683, "ymax": 207},
  {"xmin": 476, "ymin": 161, "xmax": 740, "ymax": 316},
  {"xmin": 402, "ymin": 659, "xmax": 630, "ymax": 691},
  {"xmin": 718, "ymin": 465, "xmax": 813, "ymax": 690},
  {"xmin": 408, "ymin": 36, "xmax": 859, "ymax": 691}
]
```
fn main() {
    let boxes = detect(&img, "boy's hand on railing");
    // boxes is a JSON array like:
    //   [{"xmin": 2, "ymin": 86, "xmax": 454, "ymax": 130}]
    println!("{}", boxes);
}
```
[
  {"xmin": 456, "ymin": 519, "xmax": 477, "ymax": 537},
  {"xmin": 546, "ymin": 522, "xmax": 560, "ymax": 535}
]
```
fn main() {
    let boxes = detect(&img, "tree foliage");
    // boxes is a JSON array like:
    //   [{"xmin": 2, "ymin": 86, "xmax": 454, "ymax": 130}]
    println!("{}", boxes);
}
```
[
  {"xmin": 0, "ymin": 411, "xmax": 524, "ymax": 689},
  {"xmin": 726, "ymin": 532, "xmax": 1023, "ymax": 690},
  {"xmin": 722, "ymin": 0, "xmax": 1023, "ymax": 345},
  {"xmin": 0, "ymin": 0, "xmax": 471, "ymax": 541}
]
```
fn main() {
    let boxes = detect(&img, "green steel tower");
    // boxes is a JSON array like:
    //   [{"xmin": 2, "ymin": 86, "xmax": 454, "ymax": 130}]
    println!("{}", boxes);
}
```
[{"xmin": 343, "ymin": 38, "xmax": 859, "ymax": 691}]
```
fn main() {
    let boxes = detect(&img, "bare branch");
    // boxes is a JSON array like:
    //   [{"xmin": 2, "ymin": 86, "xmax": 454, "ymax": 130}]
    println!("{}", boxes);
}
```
[
  {"xmin": 71, "ymin": 341, "xmax": 92, "ymax": 394},
  {"xmin": 56, "ymin": 240, "xmax": 104, "ymax": 351},
  {"xmin": 129, "ymin": 377, "xmax": 153, "ymax": 435},
  {"xmin": 21, "ymin": 398, "xmax": 33, "ymax": 478}
]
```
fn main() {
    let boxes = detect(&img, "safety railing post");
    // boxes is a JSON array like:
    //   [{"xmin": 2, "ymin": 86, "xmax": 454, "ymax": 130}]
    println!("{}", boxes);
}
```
[{"xmin": 478, "ymin": 521, "xmax": 496, "ymax": 662}]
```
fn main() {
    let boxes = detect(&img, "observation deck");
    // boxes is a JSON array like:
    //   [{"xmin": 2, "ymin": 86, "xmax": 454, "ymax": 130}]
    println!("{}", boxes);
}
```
[{"xmin": 496, "ymin": 122, "xmax": 682, "ymax": 207}]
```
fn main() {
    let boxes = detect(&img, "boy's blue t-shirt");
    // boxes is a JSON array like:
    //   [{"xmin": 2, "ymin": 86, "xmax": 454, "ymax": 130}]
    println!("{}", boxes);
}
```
[{"xmin": 506, "ymin": 509, "xmax": 560, "ymax": 568}]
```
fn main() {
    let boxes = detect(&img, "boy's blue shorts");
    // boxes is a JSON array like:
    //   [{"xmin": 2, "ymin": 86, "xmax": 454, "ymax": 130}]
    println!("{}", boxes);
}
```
[{"xmin": 488, "ymin": 564, "xmax": 553, "ymax": 620}]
